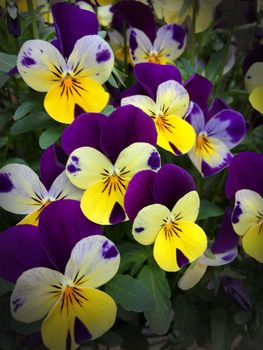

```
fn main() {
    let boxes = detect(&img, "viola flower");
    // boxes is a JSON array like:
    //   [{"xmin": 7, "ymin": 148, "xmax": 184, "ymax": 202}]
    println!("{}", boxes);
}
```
[
  {"xmin": 76, "ymin": 2, "xmax": 113, "ymax": 27},
  {"xmin": 0, "ymin": 156, "xmax": 81, "ymax": 225},
  {"xmin": 62, "ymin": 105, "xmax": 160, "ymax": 225},
  {"xmin": 245, "ymin": 61, "xmax": 263, "ymax": 114},
  {"xmin": 108, "ymin": 30, "xmax": 131, "ymax": 64},
  {"xmin": 128, "ymin": 23, "xmax": 186, "ymax": 65},
  {"xmin": 178, "ymin": 208, "xmax": 239, "ymax": 290},
  {"xmin": 186, "ymin": 102, "xmax": 246, "ymax": 177},
  {"xmin": 232, "ymin": 189, "xmax": 263, "ymax": 263},
  {"xmin": 17, "ymin": 2, "xmax": 114, "ymax": 124},
  {"xmin": 124, "ymin": 164, "xmax": 207, "ymax": 272},
  {"xmin": 0, "ymin": 200, "xmax": 119, "ymax": 350},
  {"xmin": 112, "ymin": 0, "xmax": 186, "ymax": 65},
  {"xmin": 151, "ymin": 0, "xmax": 222, "ymax": 33},
  {"xmin": 121, "ymin": 63, "xmax": 195, "ymax": 155}
]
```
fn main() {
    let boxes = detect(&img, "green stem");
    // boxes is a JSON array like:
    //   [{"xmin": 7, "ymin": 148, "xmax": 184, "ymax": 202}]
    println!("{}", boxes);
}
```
[
  {"xmin": 26, "ymin": 0, "xmax": 39, "ymax": 39},
  {"xmin": 122, "ymin": 20, "xmax": 128, "ymax": 76},
  {"xmin": 215, "ymin": 0, "xmax": 240, "ymax": 95},
  {"xmin": 190, "ymin": 0, "xmax": 198, "ymax": 67}
]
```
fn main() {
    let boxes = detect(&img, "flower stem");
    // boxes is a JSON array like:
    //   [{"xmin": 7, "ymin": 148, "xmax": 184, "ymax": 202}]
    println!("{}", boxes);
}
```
[
  {"xmin": 26, "ymin": 0, "xmax": 39, "ymax": 39},
  {"xmin": 215, "ymin": 0, "xmax": 240, "ymax": 95},
  {"xmin": 190, "ymin": 0, "xmax": 198, "ymax": 68}
]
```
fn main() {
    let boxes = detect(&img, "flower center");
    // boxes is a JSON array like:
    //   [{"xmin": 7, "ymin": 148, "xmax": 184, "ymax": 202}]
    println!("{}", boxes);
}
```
[
  {"xmin": 63, "ymin": 73, "xmax": 73, "ymax": 87},
  {"xmin": 162, "ymin": 214, "xmax": 183, "ymax": 240},
  {"xmin": 147, "ymin": 52, "xmax": 162, "ymax": 64},
  {"xmin": 100, "ymin": 166, "xmax": 130, "ymax": 196},
  {"xmin": 155, "ymin": 115, "xmax": 173, "ymax": 133},
  {"xmin": 196, "ymin": 132, "xmax": 213, "ymax": 153}
]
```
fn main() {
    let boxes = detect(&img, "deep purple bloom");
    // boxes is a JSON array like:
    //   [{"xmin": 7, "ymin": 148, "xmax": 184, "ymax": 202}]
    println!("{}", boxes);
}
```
[
  {"xmin": 124, "ymin": 163, "xmax": 196, "ymax": 220},
  {"xmin": 221, "ymin": 276, "xmax": 253, "ymax": 312},
  {"xmin": 225, "ymin": 152, "xmax": 263, "ymax": 200},
  {"xmin": 0, "ymin": 200, "xmax": 102, "ymax": 283}
]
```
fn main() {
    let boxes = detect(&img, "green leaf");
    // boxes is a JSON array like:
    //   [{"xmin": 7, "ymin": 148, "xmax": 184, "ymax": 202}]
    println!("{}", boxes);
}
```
[
  {"xmin": 0, "ymin": 53, "xmax": 17, "ymax": 73},
  {"xmin": 138, "ymin": 266, "xmax": 173, "ymax": 335},
  {"xmin": 13, "ymin": 101, "xmax": 36, "ymax": 121},
  {"xmin": 105, "ymin": 274, "xmax": 154, "ymax": 312},
  {"xmin": 112, "ymin": 67, "xmax": 127, "ymax": 87},
  {"xmin": 39, "ymin": 126, "xmax": 63, "ymax": 149},
  {"xmin": 0, "ymin": 136, "xmax": 8, "ymax": 148},
  {"xmin": 211, "ymin": 308, "xmax": 227, "ymax": 350},
  {"xmin": 10, "ymin": 112, "xmax": 53, "ymax": 135},
  {"xmin": 102, "ymin": 104, "xmax": 115, "ymax": 116},
  {"xmin": 98, "ymin": 30, "xmax": 107, "ymax": 39},
  {"xmin": 205, "ymin": 48, "xmax": 225, "ymax": 82},
  {"xmin": 108, "ymin": 74, "xmax": 119, "ymax": 88},
  {"xmin": 0, "ymin": 73, "xmax": 9, "ymax": 88},
  {"xmin": 179, "ymin": 0, "xmax": 191, "ymax": 17},
  {"xmin": 198, "ymin": 200, "xmax": 223, "ymax": 220},
  {"xmin": 119, "ymin": 248, "xmax": 147, "ymax": 275},
  {"xmin": 178, "ymin": 57, "xmax": 195, "ymax": 76},
  {"xmin": 0, "ymin": 278, "xmax": 14, "ymax": 296}
]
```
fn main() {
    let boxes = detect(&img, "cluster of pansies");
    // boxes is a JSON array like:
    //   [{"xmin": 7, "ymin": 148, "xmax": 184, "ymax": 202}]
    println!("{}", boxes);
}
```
[{"xmin": 0, "ymin": 0, "xmax": 262, "ymax": 349}]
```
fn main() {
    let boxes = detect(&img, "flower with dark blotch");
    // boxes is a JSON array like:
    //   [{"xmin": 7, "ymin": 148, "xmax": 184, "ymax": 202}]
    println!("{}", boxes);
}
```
[
  {"xmin": 0, "ymin": 146, "xmax": 80, "ymax": 225},
  {"xmin": 63, "ymin": 105, "xmax": 160, "ymax": 225},
  {"xmin": 0, "ymin": 200, "xmax": 120, "ymax": 350},
  {"xmin": 17, "ymin": 2, "xmax": 114, "ymax": 123},
  {"xmin": 186, "ymin": 101, "xmax": 246, "ymax": 177},
  {"xmin": 178, "ymin": 208, "xmax": 239, "ymax": 290},
  {"xmin": 124, "ymin": 164, "xmax": 207, "ymax": 272}
]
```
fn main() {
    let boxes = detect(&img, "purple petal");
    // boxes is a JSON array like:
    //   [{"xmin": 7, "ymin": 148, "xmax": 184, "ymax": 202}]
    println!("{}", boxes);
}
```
[
  {"xmin": 109, "ymin": 202, "xmax": 126, "ymax": 224},
  {"xmin": 211, "ymin": 208, "xmax": 239, "ymax": 254},
  {"xmin": 111, "ymin": 0, "xmax": 156, "ymax": 42},
  {"xmin": 74, "ymin": 317, "xmax": 92, "ymax": 344},
  {"xmin": 124, "ymin": 170, "xmax": 156, "ymax": 220},
  {"xmin": 185, "ymin": 102, "xmax": 205, "ymax": 133},
  {"xmin": 0, "ymin": 225, "xmax": 51, "ymax": 283},
  {"xmin": 153, "ymin": 164, "xmax": 196, "ymax": 210},
  {"xmin": 62, "ymin": 113, "xmax": 106, "ymax": 155},
  {"xmin": 134, "ymin": 63, "xmax": 182, "ymax": 99},
  {"xmin": 7, "ymin": 66, "xmax": 19, "ymax": 76},
  {"xmin": 225, "ymin": 152, "xmax": 263, "ymax": 200},
  {"xmin": 40, "ymin": 145, "xmax": 68, "ymax": 190},
  {"xmin": 52, "ymin": 2, "xmax": 98, "ymax": 58},
  {"xmin": 221, "ymin": 276, "xmax": 253, "ymax": 312},
  {"xmin": 39, "ymin": 200, "xmax": 102, "ymax": 273},
  {"xmin": 205, "ymin": 109, "xmax": 246, "ymax": 149},
  {"xmin": 176, "ymin": 249, "xmax": 189, "ymax": 268},
  {"xmin": 201, "ymin": 152, "xmax": 233, "ymax": 178},
  {"xmin": 207, "ymin": 97, "xmax": 231, "ymax": 120},
  {"xmin": 100, "ymin": 105, "xmax": 157, "ymax": 163},
  {"xmin": 243, "ymin": 44, "xmax": 263, "ymax": 74},
  {"xmin": 121, "ymin": 82, "xmax": 147, "ymax": 100},
  {"xmin": 184, "ymin": 74, "xmax": 213, "ymax": 115}
]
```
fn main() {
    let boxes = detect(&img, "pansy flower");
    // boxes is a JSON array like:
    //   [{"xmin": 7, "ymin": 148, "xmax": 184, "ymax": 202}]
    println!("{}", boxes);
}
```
[
  {"xmin": 121, "ymin": 63, "xmax": 195, "ymax": 155},
  {"xmin": 151, "ymin": 0, "xmax": 222, "ymax": 33},
  {"xmin": 62, "ymin": 105, "xmax": 160, "ymax": 225},
  {"xmin": 112, "ymin": 0, "xmax": 186, "ymax": 65},
  {"xmin": 0, "ymin": 200, "xmax": 119, "ymax": 350},
  {"xmin": 186, "ymin": 102, "xmax": 246, "ymax": 177},
  {"xmin": 232, "ymin": 190, "xmax": 263, "ymax": 263},
  {"xmin": 0, "ymin": 147, "xmax": 80, "ymax": 225},
  {"xmin": 17, "ymin": 2, "xmax": 114, "ymax": 123},
  {"xmin": 178, "ymin": 208, "xmax": 239, "ymax": 290},
  {"xmin": 244, "ymin": 59, "xmax": 263, "ymax": 113},
  {"xmin": 76, "ymin": 2, "xmax": 113, "ymax": 27},
  {"xmin": 124, "ymin": 164, "xmax": 207, "ymax": 272}
]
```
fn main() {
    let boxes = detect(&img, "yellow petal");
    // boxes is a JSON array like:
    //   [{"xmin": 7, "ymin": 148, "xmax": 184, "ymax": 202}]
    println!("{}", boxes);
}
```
[
  {"xmin": 44, "ymin": 77, "xmax": 109, "ymax": 124},
  {"xmin": 132, "ymin": 204, "xmax": 171, "ymax": 245},
  {"xmin": 178, "ymin": 262, "xmax": 207, "ymax": 290},
  {"xmin": 171, "ymin": 191, "xmax": 200, "ymax": 222},
  {"xmin": 249, "ymin": 86, "xmax": 263, "ymax": 114},
  {"xmin": 153, "ymin": 221, "xmax": 207, "ymax": 272},
  {"xmin": 242, "ymin": 224, "xmax": 263, "ymax": 263},
  {"xmin": 156, "ymin": 115, "xmax": 195, "ymax": 155}
]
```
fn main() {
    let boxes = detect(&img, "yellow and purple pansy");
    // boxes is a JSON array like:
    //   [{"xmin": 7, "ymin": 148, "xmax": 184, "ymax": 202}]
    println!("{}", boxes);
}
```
[
  {"xmin": 0, "ymin": 146, "xmax": 81, "ymax": 225},
  {"xmin": 244, "ymin": 44, "xmax": 263, "ymax": 114},
  {"xmin": 0, "ymin": 200, "xmax": 119, "ymax": 350},
  {"xmin": 17, "ymin": 2, "xmax": 114, "ymax": 124},
  {"xmin": 178, "ymin": 208, "xmax": 239, "ymax": 290},
  {"xmin": 225, "ymin": 152, "xmax": 263, "ymax": 262},
  {"xmin": 186, "ymin": 102, "xmax": 246, "ymax": 177},
  {"xmin": 121, "ymin": 63, "xmax": 195, "ymax": 155},
  {"xmin": 124, "ymin": 164, "xmax": 207, "ymax": 272},
  {"xmin": 62, "ymin": 105, "xmax": 161, "ymax": 225}
]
